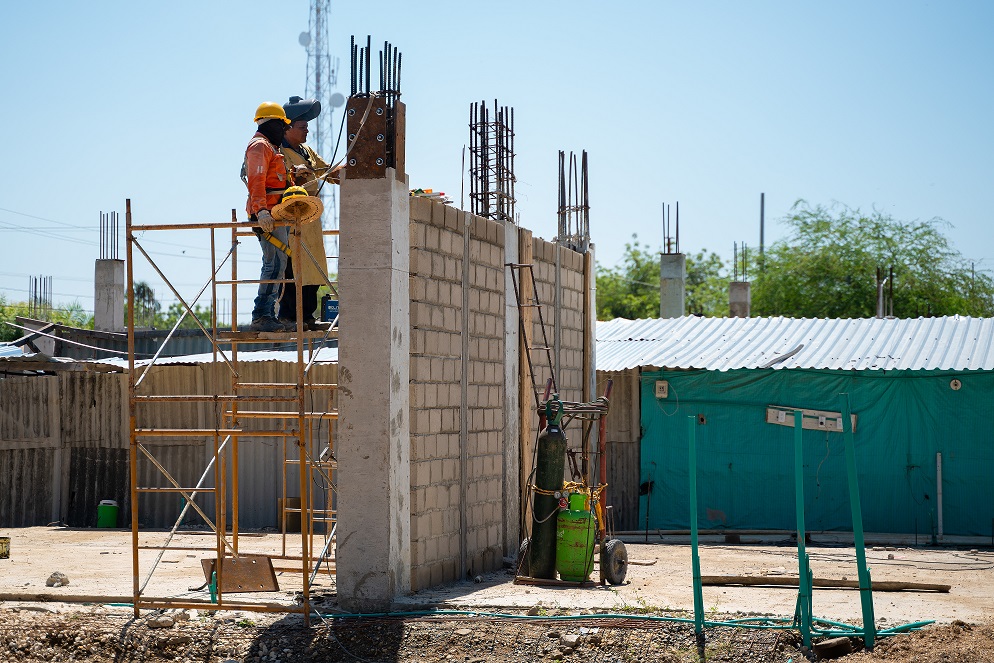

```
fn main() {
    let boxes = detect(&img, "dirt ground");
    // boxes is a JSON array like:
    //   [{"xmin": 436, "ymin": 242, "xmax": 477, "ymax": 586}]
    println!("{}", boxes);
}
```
[{"xmin": 1, "ymin": 527, "xmax": 993, "ymax": 661}]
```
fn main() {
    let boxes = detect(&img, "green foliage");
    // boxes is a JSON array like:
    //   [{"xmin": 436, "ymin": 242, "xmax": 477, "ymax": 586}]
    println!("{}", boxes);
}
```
[
  {"xmin": 752, "ymin": 202, "xmax": 994, "ymax": 318},
  {"xmin": 129, "ymin": 281, "xmax": 212, "ymax": 330},
  {"xmin": 0, "ymin": 294, "xmax": 92, "ymax": 343},
  {"xmin": 596, "ymin": 235, "xmax": 730, "ymax": 320}
]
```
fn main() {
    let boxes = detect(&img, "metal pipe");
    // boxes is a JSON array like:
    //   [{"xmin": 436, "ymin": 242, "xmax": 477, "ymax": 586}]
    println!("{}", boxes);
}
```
[
  {"xmin": 840, "ymin": 393, "xmax": 876, "ymax": 649},
  {"xmin": 126, "ymin": 199, "xmax": 139, "ymax": 619},
  {"xmin": 936, "ymin": 452, "xmax": 943, "ymax": 540},
  {"xmin": 597, "ymin": 380, "xmax": 613, "ymax": 540},
  {"xmin": 793, "ymin": 410, "xmax": 812, "ymax": 648},
  {"xmin": 759, "ymin": 193, "xmax": 765, "ymax": 269},
  {"xmin": 688, "ymin": 415, "xmax": 704, "ymax": 640}
]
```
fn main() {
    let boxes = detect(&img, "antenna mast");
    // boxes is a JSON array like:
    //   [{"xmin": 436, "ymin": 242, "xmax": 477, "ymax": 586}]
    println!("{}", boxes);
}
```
[{"xmin": 300, "ymin": 1, "xmax": 343, "ymax": 231}]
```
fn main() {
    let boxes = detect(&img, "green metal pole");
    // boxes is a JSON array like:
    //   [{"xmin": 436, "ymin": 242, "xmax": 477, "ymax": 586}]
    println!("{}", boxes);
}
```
[
  {"xmin": 840, "ymin": 393, "xmax": 876, "ymax": 649},
  {"xmin": 792, "ymin": 410, "xmax": 812, "ymax": 649},
  {"xmin": 688, "ymin": 415, "xmax": 705, "ymax": 640}
]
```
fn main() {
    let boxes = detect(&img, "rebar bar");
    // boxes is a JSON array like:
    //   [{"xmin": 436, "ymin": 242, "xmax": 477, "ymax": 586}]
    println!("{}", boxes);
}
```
[
  {"xmin": 556, "ymin": 149, "xmax": 590, "ymax": 252},
  {"xmin": 469, "ymin": 99, "xmax": 516, "ymax": 224}
]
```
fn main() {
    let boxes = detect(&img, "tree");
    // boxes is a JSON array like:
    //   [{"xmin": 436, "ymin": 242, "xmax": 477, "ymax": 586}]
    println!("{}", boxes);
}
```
[
  {"xmin": 596, "ymin": 235, "xmax": 730, "ymax": 320},
  {"xmin": 752, "ymin": 202, "xmax": 994, "ymax": 318},
  {"xmin": 0, "ymin": 294, "xmax": 92, "ymax": 343},
  {"xmin": 156, "ymin": 302, "xmax": 213, "ymax": 330}
]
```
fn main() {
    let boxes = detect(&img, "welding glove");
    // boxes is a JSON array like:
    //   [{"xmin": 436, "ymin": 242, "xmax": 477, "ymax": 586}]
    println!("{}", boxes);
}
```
[{"xmin": 257, "ymin": 209, "xmax": 275, "ymax": 234}]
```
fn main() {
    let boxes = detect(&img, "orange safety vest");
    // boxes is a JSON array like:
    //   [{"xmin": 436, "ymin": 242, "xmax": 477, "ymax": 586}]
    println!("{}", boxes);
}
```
[{"xmin": 244, "ymin": 132, "xmax": 288, "ymax": 216}]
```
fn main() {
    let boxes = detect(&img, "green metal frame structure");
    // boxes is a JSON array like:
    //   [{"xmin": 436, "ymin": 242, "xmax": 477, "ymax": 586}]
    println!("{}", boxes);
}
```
[{"xmin": 686, "ymin": 394, "xmax": 931, "ymax": 651}]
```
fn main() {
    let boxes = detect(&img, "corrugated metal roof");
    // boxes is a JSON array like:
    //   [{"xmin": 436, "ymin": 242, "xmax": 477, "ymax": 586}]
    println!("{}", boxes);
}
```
[
  {"xmin": 595, "ymin": 316, "xmax": 994, "ymax": 372},
  {"xmin": 93, "ymin": 348, "xmax": 339, "ymax": 368}
]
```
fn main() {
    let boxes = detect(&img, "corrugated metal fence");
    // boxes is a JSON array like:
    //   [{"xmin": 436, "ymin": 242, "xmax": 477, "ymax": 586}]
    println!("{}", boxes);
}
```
[{"xmin": 0, "ymin": 360, "xmax": 336, "ymax": 529}]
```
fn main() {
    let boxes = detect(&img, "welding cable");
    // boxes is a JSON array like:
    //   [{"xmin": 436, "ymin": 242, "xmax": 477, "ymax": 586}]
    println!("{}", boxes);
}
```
[
  {"xmin": 307, "ymin": 608, "xmax": 934, "ymax": 636},
  {"xmin": 316, "ymin": 93, "xmax": 378, "ymax": 197}
]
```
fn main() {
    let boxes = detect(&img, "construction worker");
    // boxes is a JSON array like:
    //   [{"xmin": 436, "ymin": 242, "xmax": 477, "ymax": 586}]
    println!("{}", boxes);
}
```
[
  {"xmin": 277, "ymin": 96, "xmax": 341, "ymax": 331},
  {"xmin": 244, "ymin": 102, "xmax": 292, "ymax": 332}
]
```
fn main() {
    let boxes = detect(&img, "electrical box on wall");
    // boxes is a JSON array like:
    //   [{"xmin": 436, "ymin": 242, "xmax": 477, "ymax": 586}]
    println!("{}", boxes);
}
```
[{"xmin": 655, "ymin": 380, "xmax": 669, "ymax": 399}]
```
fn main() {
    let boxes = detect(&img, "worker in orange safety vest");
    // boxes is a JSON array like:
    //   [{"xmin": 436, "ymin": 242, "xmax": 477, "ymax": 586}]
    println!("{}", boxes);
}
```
[{"xmin": 244, "ymin": 102, "xmax": 291, "ymax": 332}]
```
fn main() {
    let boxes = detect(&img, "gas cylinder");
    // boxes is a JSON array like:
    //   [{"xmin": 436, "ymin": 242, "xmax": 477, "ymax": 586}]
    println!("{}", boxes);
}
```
[{"xmin": 528, "ymin": 399, "xmax": 566, "ymax": 579}]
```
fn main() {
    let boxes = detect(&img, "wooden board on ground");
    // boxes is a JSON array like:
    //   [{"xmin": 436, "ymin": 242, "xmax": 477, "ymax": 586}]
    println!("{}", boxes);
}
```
[
  {"xmin": 700, "ymin": 575, "xmax": 950, "ymax": 592},
  {"xmin": 202, "ymin": 555, "xmax": 279, "ymax": 593}
]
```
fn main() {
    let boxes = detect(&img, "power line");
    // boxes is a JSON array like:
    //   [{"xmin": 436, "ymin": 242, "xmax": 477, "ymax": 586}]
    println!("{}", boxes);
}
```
[{"xmin": 0, "ymin": 206, "xmax": 214, "ymax": 257}]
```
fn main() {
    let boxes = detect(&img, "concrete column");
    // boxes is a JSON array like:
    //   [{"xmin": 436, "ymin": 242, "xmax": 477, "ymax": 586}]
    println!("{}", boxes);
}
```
[
  {"xmin": 502, "ymin": 221, "xmax": 520, "ymax": 557},
  {"xmin": 94, "ymin": 259, "xmax": 125, "ymax": 331},
  {"xmin": 729, "ymin": 281, "xmax": 751, "ymax": 318},
  {"xmin": 659, "ymin": 253, "xmax": 686, "ymax": 318},
  {"xmin": 336, "ymin": 170, "xmax": 411, "ymax": 612}
]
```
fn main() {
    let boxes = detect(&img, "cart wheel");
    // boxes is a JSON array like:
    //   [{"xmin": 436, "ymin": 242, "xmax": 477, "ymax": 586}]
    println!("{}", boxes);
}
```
[
  {"xmin": 601, "ymin": 538, "xmax": 628, "ymax": 585},
  {"xmin": 517, "ymin": 537, "xmax": 531, "ymax": 577}
]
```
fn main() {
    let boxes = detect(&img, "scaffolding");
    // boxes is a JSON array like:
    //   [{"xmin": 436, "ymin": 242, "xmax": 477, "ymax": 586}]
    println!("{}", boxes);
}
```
[{"xmin": 125, "ymin": 200, "xmax": 339, "ymax": 624}]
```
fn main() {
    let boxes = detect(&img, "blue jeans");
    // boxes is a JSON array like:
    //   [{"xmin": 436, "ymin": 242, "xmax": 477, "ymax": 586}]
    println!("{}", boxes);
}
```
[{"xmin": 252, "ymin": 226, "xmax": 289, "ymax": 320}]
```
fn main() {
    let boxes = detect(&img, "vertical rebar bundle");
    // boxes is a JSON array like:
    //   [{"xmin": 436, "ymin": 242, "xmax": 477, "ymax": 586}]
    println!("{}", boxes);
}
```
[
  {"xmin": 733, "ymin": 242, "xmax": 749, "ymax": 281},
  {"xmin": 556, "ymin": 150, "xmax": 589, "ymax": 252},
  {"xmin": 469, "ymin": 100, "xmax": 516, "ymax": 224},
  {"xmin": 349, "ymin": 35, "xmax": 402, "ymax": 170},
  {"xmin": 662, "ymin": 202, "xmax": 680, "ymax": 254},
  {"xmin": 100, "ymin": 211, "xmax": 119, "ymax": 260},
  {"xmin": 28, "ymin": 275, "xmax": 52, "ymax": 320}
]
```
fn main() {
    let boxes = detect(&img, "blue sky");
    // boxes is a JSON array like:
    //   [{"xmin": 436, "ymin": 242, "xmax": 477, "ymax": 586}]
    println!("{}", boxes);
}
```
[{"xmin": 1, "ymin": 1, "xmax": 992, "ymax": 319}]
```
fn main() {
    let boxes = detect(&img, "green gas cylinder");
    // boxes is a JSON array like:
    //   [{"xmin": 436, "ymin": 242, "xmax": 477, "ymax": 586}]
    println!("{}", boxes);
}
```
[
  {"xmin": 528, "ymin": 397, "xmax": 567, "ymax": 580},
  {"xmin": 556, "ymin": 492, "xmax": 596, "ymax": 582}
]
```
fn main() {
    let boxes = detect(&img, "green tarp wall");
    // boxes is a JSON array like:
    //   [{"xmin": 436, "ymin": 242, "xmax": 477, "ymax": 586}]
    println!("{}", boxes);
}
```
[{"xmin": 639, "ymin": 368, "xmax": 994, "ymax": 537}]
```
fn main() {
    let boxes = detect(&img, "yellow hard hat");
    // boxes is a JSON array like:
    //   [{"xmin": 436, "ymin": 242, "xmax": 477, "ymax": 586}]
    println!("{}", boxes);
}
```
[
  {"xmin": 254, "ymin": 102, "xmax": 291, "ymax": 124},
  {"xmin": 280, "ymin": 186, "xmax": 309, "ymax": 201}
]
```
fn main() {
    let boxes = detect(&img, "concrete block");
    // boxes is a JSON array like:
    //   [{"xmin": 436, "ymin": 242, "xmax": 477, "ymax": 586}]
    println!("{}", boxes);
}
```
[
  {"xmin": 471, "ymin": 214, "xmax": 486, "ymax": 239},
  {"xmin": 410, "ymin": 195, "xmax": 433, "ymax": 223},
  {"xmin": 426, "ymin": 225, "xmax": 440, "ymax": 250},
  {"xmin": 442, "ymin": 307, "xmax": 457, "ymax": 334},
  {"xmin": 409, "ymin": 222, "xmax": 426, "ymax": 250},
  {"xmin": 443, "ymin": 205, "xmax": 461, "ymax": 231},
  {"xmin": 443, "ymin": 559, "xmax": 457, "ymax": 582},
  {"xmin": 413, "ymin": 566, "xmax": 430, "ymax": 591}
]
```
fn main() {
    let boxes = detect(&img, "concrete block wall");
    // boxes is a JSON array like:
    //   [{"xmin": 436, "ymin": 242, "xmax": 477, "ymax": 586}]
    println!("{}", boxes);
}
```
[
  {"xmin": 408, "ymin": 197, "xmax": 506, "ymax": 589},
  {"xmin": 529, "ymin": 237, "xmax": 587, "ymax": 404},
  {"xmin": 407, "ymin": 197, "xmax": 588, "ymax": 591}
]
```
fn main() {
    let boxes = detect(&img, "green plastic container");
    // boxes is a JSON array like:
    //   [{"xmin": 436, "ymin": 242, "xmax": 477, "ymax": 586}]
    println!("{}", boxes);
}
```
[
  {"xmin": 555, "ymin": 493, "xmax": 596, "ymax": 582},
  {"xmin": 97, "ymin": 500, "xmax": 119, "ymax": 528}
]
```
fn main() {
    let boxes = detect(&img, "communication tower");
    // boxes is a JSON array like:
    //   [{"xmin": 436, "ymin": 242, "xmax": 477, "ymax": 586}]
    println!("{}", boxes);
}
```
[{"xmin": 300, "ymin": 0, "xmax": 344, "ymax": 238}]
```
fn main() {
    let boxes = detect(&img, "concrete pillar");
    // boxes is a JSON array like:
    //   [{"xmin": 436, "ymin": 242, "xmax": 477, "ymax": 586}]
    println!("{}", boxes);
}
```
[
  {"xmin": 659, "ymin": 253, "xmax": 686, "ymax": 318},
  {"xmin": 94, "ymin": 259, "xmax": 125, "ymax": 331},
  {"xmin": 336, "ymin": 170, "xmax": 411, "ymax": 612},
  {"xmin": 501, "ymin": 221, "xmax": 520, "ymax": 558},
  {"xmin": 729, "ymin": 281, "xmax": 751, "ymax": 318}
]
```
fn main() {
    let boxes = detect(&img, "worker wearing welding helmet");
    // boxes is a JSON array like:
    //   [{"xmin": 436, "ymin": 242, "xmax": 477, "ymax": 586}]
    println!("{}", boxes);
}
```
[
  {"xmin": 277, "ymin": 96, "xmax": 342, "ymax": 331},
  {"xmin": 244, "ymin": 102, "xmax": 291, "ymax": 332}
]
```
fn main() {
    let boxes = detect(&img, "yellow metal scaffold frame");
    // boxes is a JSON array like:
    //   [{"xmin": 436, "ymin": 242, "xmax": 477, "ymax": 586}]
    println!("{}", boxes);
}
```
[{"xmin": 125, "ymin": 200, "xmax": 340, "ymax": 624}]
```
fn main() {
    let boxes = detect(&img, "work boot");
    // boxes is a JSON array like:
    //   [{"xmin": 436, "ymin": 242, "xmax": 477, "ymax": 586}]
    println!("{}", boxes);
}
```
[
  {"xmin": 278, "ymin": 318, "xmax": 297, "ymax": 332},
  {"xmin": 249, "ymin": 316, "xmax": 285, "ymax": 333}
]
